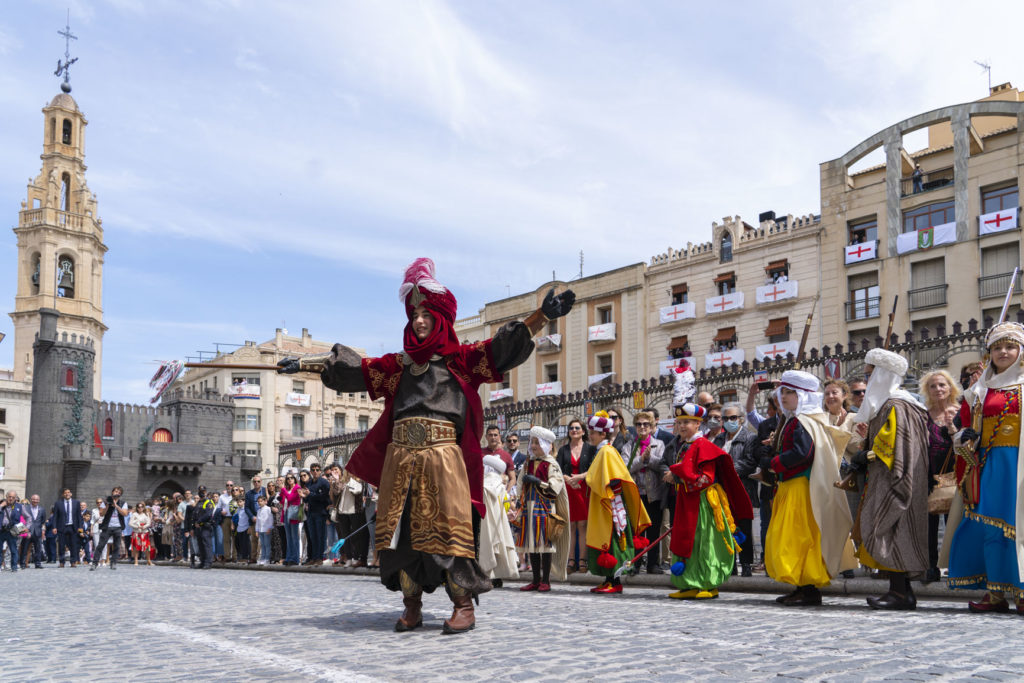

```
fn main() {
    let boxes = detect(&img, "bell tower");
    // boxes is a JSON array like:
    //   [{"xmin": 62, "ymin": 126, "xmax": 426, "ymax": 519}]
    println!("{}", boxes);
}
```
[{"xmin": 9, "ymin": 21, "xmax": 106, "ymax": 400}]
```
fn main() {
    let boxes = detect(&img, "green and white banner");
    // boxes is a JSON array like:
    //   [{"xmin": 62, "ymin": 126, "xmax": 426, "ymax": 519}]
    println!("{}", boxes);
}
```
[{"xmin": 896, "ymin": 221, "xmax": 955, "ymax": 254}]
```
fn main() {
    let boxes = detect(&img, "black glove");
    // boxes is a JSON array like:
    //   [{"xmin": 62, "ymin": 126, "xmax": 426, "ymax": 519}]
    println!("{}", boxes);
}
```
[
  {"xmin": 849, "ymin": 449, "xmax": 869, "ymax": 469},
  {"xmin": 960, "ymin": 428, "xmax": 980, "ymax": 445},
  {"xmin": 541, "ymin": 287, "xmax": 576, "ymax": 320},
  {"xmin": 277, "ymin": 357, "xmax": 301, "ymax": 374},
  {"xmin": 522, "ymin": 473, "xmax": 543, "ymax": 486}
]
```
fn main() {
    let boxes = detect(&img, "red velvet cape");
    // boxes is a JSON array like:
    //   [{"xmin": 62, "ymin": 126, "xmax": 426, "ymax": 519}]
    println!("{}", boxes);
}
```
[
  {"xmin": 668, "ymin": 437, "xmax": 754, "ymax": 559},
  {"xmin": 343, "ymin": 340, "xmax": 502, "ymax": 518}
]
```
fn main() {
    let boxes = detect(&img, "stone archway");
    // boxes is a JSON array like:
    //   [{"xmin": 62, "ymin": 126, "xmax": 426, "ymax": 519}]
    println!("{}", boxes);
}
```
[{"xmin": 150, "ymin": 479, "xmax": 185, "ymax": 500}]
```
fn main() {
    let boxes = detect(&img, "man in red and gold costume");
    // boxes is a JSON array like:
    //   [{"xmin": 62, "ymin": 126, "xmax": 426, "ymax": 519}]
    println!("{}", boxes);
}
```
[{"xmin": 279, "ymin": 258, "xmax": 573, "ymax": 634}]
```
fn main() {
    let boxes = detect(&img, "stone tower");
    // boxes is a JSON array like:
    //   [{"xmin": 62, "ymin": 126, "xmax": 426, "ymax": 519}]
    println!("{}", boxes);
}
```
[
  {"xmin": 25, "ymin": 308, "xmax": 98, "ymax": 506},
  {"xmin": 9, "ymin": 90, "xmax": 107, "ymax": 400}
]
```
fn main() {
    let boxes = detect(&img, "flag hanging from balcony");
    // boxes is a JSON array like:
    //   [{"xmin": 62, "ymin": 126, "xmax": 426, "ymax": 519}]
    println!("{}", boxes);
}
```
[
  {"xmin": 755, "ymin": 340, "xmax": 799, "ymax": 362},
  {"xmin": 844, "ymin": 240, "xmax": 876, "ymax": 264},
  {"xmin": 489, "ymin": 387, "xmax": 513, "ymax": 402},
  {"xmin": 755, "ymin": 280, "xmax": 798, "ymax": 304},
  {"xmin": 896, "ymin": 221, "xmax": 955, "ymax": 254},
  {"xmin": 659, "ymin": 302, "xmax": 696, "ymax": 324},
  {"xmin": 979, "ymin": 207, "xmax": 1018, "ymax": 235},
  {"xmin": 705, "ymin": 292, "xmax": 744, "ymax": 314},
  {"xmin": 536, "ymin": 381, "xmax": 562, "ymax": 397},
  {"xmin": 705, "ymin": 349, "xmax": 745, "ymax": 368}
]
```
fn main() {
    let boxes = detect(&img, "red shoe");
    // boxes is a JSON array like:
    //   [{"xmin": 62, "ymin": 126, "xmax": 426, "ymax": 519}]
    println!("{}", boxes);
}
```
[
  {"xmin": 968, "ymin": 593, "xmax": 1010, "ymax": 614},
  {"xmin": 594, "ymin": 583, "xmax": 623, "ymax": 594},
  {"xmin": 519, "ymin": 582, "xmax": 540, "ymax": 591},
  {"xmin": 537, "ymin": 583, "xmax": 551, "ymax": 592},
  {"xmin": 590, "ymin": 582, "xmax": 609, "ymax": 593}
]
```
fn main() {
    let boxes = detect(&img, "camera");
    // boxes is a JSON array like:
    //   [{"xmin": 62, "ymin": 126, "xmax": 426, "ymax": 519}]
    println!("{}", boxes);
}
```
[
  {"xmin": 107, "ymin": 496, "xmax": 114, "ymax": 504},
  {"xmin": 757, "ymin": 381, "xmax": 775, "ymax": 391}
]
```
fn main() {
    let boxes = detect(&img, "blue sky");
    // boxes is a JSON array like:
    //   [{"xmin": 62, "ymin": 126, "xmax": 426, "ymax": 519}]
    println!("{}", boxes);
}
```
[{"xmin": 2, "ymin": 0, "xmax": 1022, "ymax": 404}]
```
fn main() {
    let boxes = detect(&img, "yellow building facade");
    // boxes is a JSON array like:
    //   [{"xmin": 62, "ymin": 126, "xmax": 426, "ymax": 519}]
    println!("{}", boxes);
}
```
[
  {"xmin": 821, "ymin": 84, "xmax": 1024, "ymax": 372},
  {"xmin": 178, "ymin": 328, "xmax": 384, "ymax": 474}
]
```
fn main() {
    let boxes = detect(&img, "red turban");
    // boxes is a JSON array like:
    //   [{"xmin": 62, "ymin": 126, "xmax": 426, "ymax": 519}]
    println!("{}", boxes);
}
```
[{"xmin": 399, "ymin": 258, "xmax": 460, "ymax": 364}]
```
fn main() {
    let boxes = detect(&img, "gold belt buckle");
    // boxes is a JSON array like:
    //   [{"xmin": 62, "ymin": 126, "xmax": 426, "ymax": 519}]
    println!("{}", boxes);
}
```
[{"xmin": 406, "ymin": 421, "xmax": 428, "ymax": 446}]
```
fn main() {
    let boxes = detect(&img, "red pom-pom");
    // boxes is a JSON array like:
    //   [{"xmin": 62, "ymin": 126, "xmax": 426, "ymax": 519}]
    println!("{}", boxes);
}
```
[
  {"xmin": 633, "ymin": 536, "xmax": 650, "ymax": 551},
  {"xmin": 597, "ymin": 551, "xmax": 617, "ymax": 569}
]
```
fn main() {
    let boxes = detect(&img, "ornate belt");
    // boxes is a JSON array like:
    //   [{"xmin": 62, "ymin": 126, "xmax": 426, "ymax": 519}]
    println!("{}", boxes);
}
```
[
  {"xmin": 392, "ymin": 417, "xmax": 457, "ymax": 449},
  {"xmin": 982, "ymin": 412, "xmax": 1020, "ymax": 449}
]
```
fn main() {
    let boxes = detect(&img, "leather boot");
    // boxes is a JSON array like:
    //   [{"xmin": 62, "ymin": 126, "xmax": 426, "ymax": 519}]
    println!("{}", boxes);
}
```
[
  {"xmin": 394, "ymin": 594, "xmax": 423, "ymax": 632},
  {"xmin": 441, "ymin": 594, "xmax": 475, "ymax": 635}
]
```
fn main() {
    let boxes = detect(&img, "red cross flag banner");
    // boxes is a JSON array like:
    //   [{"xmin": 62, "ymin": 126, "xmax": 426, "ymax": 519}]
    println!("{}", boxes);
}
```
[
  {"xmin": 658, "ymin": 302, "xmax": 696, "ymax": 324},
  {"xmin": 755, "ymin": 280, "xmax": 798, "ymax": 305},
  {"xmin": 979, "ymin": 207, "xmax": 1018, "ymax": 236},
  {"xmin": 844, "ymin": 240, "xmax": 877, "ymax": 264},
  {"xmin": 705, "ymin": 348, "xmax": 745, "ymax": 368},
  {"xmin": 587, "ymin": 323, "xmax": 616, "ymax": 342},
  {"xmin": 705, "ymin": 292, "xmax": 744, "ymax": 314},
  {"xmin": 755, "ymin": 340, "xmax": 799, "ymax": 362},
  {"xmin": 659, "ymin": 358, "xmax": 686, "ymax": 375},
  {"xmin": 896, "ymin": 221, "xmax": 956, "ymax": 254},
  {"xmin": 536, "ymin": 381, "xmax": 562, "ymax": 397},
  {"xmin": 489, "ymin": 387, "xmax": 513, "ymax": 402}
]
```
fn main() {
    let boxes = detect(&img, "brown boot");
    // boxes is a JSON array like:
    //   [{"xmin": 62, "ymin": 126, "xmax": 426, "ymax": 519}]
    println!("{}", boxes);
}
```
[
  {"xmin": 442, "ymin": 594, "xmax": 475, "ymax": 635},
  {"xmin": 394, "ymin": 594, "xmax": 423, "ymax": 632}
]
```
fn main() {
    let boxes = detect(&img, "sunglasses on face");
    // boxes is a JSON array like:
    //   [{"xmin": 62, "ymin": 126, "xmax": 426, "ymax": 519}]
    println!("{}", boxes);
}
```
[
  {"xmin": 723, "ymin": 417, "xmax": 740, "ymax": 423},
  {"xmin": 635, "ymin": 422, "xmax": 652, "ymax": 428},
  {"xmin": 851, "ymin": 390, "xmax": 866, "ymax": 396},
  {"xmin": 568, "ymin": 426, "xmax": 582, "ymax": 430}
]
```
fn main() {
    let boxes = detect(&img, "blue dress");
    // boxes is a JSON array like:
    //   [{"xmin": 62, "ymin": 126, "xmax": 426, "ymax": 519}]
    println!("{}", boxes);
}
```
[{"xmin": 948, "ymin": 386, "xmax": 1024, "ymax": 598}]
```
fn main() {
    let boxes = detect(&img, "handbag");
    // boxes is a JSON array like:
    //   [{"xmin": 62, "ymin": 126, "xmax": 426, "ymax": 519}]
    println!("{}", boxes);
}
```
[
  {"xmin": 546, "ymin": 510, "xmax": 567, "ymax": 542},
  {"xmin": 927, "ymin": 443, "xmax": 958, "ymax": 515},
  {"xmin": 9, "ymin": 522, "xmax": 27, "ymax": 536},
  {"xmin": 927, "ymin": 471, "xmax": 957, "ymax": 515}
]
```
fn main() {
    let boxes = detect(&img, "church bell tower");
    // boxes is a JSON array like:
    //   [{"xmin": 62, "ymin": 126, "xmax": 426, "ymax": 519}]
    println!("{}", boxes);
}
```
[{"xmin": 9, "ymin": 26, "xmax": 107, "ymax": 400}]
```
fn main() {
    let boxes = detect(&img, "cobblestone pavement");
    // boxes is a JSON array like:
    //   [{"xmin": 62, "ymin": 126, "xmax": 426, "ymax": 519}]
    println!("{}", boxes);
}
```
[{"xmin": 2, "ymin": 564, "xmax": 1023, "ymax": 681}]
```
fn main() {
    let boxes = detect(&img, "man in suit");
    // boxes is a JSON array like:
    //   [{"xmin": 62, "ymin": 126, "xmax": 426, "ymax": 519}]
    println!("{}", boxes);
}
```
[
  {"xmin": 0, "ymin": 490, "xmax": 24, "ymax": 571},
  {"xmin": 19, "ymin": 494, "xmax": 46, "ymax": 569},
  {"xmin": 53, "ymin": 488, "xmax": 83, "ymax": 567}
]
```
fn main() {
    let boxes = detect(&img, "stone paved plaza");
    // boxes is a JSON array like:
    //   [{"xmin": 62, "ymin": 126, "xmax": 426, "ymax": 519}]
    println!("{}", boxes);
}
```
[{"xmin": 1, "ymin": 565, "xmax": 1023, "ymax": 681}]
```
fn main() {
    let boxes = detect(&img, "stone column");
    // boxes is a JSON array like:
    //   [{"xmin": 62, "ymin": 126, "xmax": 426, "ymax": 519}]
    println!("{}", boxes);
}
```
[
  {"xmin": 952, "ymin": 108, "xmax": 971, "ymax": 242},
  {"xmin": 883, "ymin": 130, "xmax": 903, "ymax": 257}
]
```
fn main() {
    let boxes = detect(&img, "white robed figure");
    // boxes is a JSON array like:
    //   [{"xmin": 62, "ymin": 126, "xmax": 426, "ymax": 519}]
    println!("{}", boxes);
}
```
[{"xmin": 478, "ymin": 453, "xmax": 520, "ymax": 581}]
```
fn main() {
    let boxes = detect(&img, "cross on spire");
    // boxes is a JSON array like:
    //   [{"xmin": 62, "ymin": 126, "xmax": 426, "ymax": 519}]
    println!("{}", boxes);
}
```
[{"xmin": 55, "ymin": 10, "xmax": 78, "ymax": 93}]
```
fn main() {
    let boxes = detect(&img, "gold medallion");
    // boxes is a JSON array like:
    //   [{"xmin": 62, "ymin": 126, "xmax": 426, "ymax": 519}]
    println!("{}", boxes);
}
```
[{"xmin": 406, "ymin": 421, "xmax": 427, "ymax": 446}]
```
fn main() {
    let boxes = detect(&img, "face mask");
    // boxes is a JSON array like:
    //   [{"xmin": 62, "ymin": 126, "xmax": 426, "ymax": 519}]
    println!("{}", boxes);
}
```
[
  {"xmin": 706, "ymin": 419, "xmax": 721, "ymax": 432},
  {"xmin": 723, "ymin": 420, "xmax": 741, "ymax": 434}
]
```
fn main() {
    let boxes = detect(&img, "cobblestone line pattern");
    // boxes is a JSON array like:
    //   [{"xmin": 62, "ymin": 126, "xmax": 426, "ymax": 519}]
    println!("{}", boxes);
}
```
[{"xmin": 1, "ymin": 567, "xmax": 1021, "ymax": 681}]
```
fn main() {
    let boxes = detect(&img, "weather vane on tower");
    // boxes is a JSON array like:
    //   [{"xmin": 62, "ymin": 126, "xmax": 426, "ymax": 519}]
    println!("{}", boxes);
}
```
[{"xmin": 55, "ymin": 9, "xmax": 78, "ymax": 93}]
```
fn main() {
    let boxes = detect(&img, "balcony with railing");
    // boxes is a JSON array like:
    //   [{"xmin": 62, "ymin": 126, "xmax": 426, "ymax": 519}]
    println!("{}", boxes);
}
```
[
  {"xmin": 908, "ymin": 284, "xmax": 948, "ymax": 311},
  {"xmin": 846, "ymin": 296, "xmax": 881, "ymax": 322},
  {"xmin": 979, "ymin": 271, "xmax": 1023, "ymax": 299},
  {"xmin": 19, "ymin": 207, "xmax": 92, "ymax": 231},
  {"xmin": 900, "ymin": 165, "xmax": 953, "ymax": 197}
]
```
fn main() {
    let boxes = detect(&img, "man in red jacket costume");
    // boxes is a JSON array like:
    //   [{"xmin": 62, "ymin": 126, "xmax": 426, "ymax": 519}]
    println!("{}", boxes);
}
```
[{"xmin": 279, "ymin": 258, "xmax": 573, "ymax": 634}]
